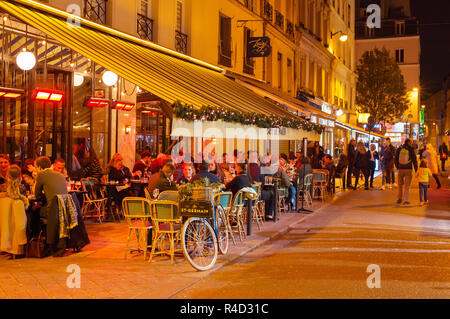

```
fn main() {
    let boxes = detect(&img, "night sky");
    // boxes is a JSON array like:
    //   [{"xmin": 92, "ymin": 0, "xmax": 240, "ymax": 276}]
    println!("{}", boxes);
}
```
[{"xmin": 410, "ymin": 0, "xmax": 450, "ymax": 99}]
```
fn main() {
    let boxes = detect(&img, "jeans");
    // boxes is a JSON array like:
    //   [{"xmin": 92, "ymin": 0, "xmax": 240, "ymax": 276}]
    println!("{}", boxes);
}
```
[
  {"xmin": 368, "ymin": 161, "xmax": 376, "ymax": 187},
  {"xmin": 397, "ymin": 169, "xmax": 413, "ymax": 202},
  {"xmin": 287, "ymin": 186, "xmax": 296, "ymax": 209},
  {"xmin": 354, "ymin": 167, "xmax": 369, "ymax": 188},
  {"xmin": 384, "ymin": 165, "xmax": 393, "ymax": 184},
  {"xmin": 441, "ymin": 159, "xmax": 447, "ymax": 171},
  {"xmin": 419, "ymin": 182, "xmax": 428, "ymax": 202}
]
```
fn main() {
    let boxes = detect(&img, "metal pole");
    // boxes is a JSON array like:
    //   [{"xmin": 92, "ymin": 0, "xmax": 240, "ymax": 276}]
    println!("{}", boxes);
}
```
[{"xmin": 246, "ymin": 197, "xmax": 253, "ymax": 235}]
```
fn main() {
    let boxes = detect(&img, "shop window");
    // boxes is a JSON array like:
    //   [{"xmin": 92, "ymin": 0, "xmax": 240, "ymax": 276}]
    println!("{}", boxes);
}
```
[{"xmin": 219, "ymin": 14, "xmax": 232, "ymax": 67}]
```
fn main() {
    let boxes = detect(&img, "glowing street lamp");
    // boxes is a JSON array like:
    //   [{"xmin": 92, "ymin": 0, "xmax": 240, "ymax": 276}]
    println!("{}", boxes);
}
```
[{"xmin": 331, "ymin": 31, "xmax": 348, "ymax": 42}]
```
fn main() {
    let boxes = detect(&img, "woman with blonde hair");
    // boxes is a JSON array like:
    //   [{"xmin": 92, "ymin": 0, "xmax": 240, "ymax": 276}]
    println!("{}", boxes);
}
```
[
  {"xmin": 353, "ymin": 141, "xmax": 371, "ymax": 190},
  {"xmin": 422, "ymin": 143, "xmax": 442, "ymax": 189},
  {"xmin": 0, "ymin": 165, "xmax": 29, "ymax": 258}
]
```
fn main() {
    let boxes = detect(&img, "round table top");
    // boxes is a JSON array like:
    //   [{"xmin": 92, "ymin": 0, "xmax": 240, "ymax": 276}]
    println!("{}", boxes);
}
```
[
  {"xmin": 130, "ymin": 180, "xmax": 149, "ymax": 184},
  {"xmin": 100, "ymin": 182, "xmax": 125, "ymax": 187}
]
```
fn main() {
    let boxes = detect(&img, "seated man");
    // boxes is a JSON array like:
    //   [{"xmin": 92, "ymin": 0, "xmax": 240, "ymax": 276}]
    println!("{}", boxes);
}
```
[
  {"xmin": 34, "ymin": 156, "xmax": 70, "ymax": 256},
  {"xmin": 274, "ymin": 154, "xmax": 296, "ymax": 211},
  {"xmin": 147, "ymin": 162, "xmax": 178, "ymax": 196},
  {"xmin": 322, "ymin": 154, "xmax": 336, "ymax": 191},
  {"xmin": 133, "ymin": 150, "xmax": 151, "ymax": 177},
  {"xmin": 190, "ymin": 161, "xmax": 221, "ymax": 184},
  {"xmin": 225, "ymin": 163, "xmax": 250, "ymax": 196},
  {"xmin": 297, "ymin": 156, "xmax": 313, "ymax": 191},
  {"xmin": 51, "ymin": 158, "xmax": 68, "ymax": 178}
]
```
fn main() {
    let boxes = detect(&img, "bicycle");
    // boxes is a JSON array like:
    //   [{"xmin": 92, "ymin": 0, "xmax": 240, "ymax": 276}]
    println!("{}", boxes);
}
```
[{"xmin": 180, "ymin": 199, "xmax": 229, "ymax": 271}]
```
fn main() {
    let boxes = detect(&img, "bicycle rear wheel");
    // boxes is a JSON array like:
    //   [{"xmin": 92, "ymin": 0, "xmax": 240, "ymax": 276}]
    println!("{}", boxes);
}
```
[
  {"xmin": 181, "ymin": 217, "xmax": 218, "ymax": 271},
  {"xmin": 216, "ymin": 205, "xmax": 229, "ymax": 255}
]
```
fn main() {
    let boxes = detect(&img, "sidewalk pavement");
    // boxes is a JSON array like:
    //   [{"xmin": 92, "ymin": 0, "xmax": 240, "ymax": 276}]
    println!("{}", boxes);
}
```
[{"xmin": 0, "ymin": 187, "xmax": 345, "ymax": 299}]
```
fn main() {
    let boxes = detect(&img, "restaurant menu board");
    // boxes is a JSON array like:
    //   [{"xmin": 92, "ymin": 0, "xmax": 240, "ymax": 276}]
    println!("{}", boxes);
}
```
[{"xmin": 180, "ymin": 200, "xmax": 213, "ymax": 218}]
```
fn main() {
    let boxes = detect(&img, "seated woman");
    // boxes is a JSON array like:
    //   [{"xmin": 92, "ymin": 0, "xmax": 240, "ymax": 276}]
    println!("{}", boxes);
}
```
[
  {"xmin": 21, "ymin": 158, "xmax": 36, "ymax": 194},
  {"xmin": 297, "ymin": 156, "xmax": 313, "ymax": 191},
  {"xmin": 0, "ymin": 165, "xmax": 29, "ymax": 259},
  {"xmin": 107, "ymin": 157, "xmax": 136, "ymax": 209},
  {"xmin": 225, "ymin": 163, "xmax": 250, "ymax": 196},
  {"xmin": 79, "ymin": 150, "xmax": 104, "ymax": 182}
]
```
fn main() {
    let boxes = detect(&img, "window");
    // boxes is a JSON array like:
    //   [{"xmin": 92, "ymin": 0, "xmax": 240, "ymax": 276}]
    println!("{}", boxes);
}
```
[
  {"xmin": 84, "ymin": 0, "xmax": 107, "ymax": 24},
  {"xmin": 176, "ymin": 1, "xmax": 183, "ymax": 31},
  {"xmin": 347, "ymin": 4, "xmax": 351, "ymax": 28},
  {"xmin": 219, "ymin": 14, "xmax": 232, "ymax": 67},
  {"xmin": 395, "ymin": 49, "xmax": 404, "ymax": 63},
  {"xmin": 243, "ymin": 27, "xmax": 254, "ymax": 75},
  {"xmin": 365, "ymin": 26, "xmax": 375, "ymax": 37},
  {"xmin": 141, "ymin": 0, "xmax": 149, "ymax": 17},
  {"xmin": 137, "ymin": 0, "xmax": 153, "ymax": 41},
  {"xmin": 395, "ymin": 21, "xmax": 405, "ymax": 35},
  {"xmin": 287, "ymin": 58, "xmax": 293, "ymax": 93},
  {"xmin": 244, "ymin": 0, "xmax": 254, "ymax": 11},
  {"xmin": 277, "ymin": 52, "xmax": 282, "ymax": 89}
]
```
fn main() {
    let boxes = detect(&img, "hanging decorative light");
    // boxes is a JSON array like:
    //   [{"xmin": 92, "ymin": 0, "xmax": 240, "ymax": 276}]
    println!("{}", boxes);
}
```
[
  {"xmin": 102, "ymin": 71, "xmax": 118, "ymax": 86},
  {"xmin": 73, "ymin": 73, "xmax": 84, "ymax": 87},
  {"xmin": 16, "ymin": 49, "xmax": 36, "ymax": 71},
  {"xmin": 16, "ymin": 25, "xmax": 36, "ymax": 71}
]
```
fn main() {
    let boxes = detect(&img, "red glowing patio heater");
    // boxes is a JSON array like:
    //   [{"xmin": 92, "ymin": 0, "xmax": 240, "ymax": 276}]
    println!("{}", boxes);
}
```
[
  {"xmin": 113, "ymin": 101, "xmax": 135, "ymax": 111},
  {"xmin": 32, "ymin": 88, "xmax": 64, "ymax": 102},
  {"xmin": 85, "ymin": 97, "xmax": 110, "ymax": 108},
  {"xmin": 0, "ymin": 87, "xmax": 24, "ymax": 99}
]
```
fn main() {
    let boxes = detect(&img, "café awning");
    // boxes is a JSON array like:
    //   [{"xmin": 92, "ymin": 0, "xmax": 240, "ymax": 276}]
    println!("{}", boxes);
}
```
[{"xmin": 0, "ymin": 0, "xmax": 300, "ymax": 119}]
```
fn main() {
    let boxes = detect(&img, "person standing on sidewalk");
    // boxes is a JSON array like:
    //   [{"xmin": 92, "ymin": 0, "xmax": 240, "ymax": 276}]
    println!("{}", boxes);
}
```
[
  {"xmin": 394, "ymin": 138, "xmax": 418, "ymax": 205},
  {"xmin": 354, "ymin": 142, "xmax": 370, "ymax": 190},
  {"xmin": 423, "ymin": 143, "xmax": 442, "ymax": 189},
  {"xmin": 368, "ymin": 144, "xmax": 379, "ymax": 188},
  {"xmin": 439, "ymin": 142, "xmax": 448, "ymax": 172},
  {"xmin": 381, "ymin": 138, "xmax": 396, "ymax": 189},
  {"xmin": 346, "ymin": 139, "xmax": 357, "ymax": 188},
  {"xmin": 415, "ymin": 159, "xmax": 433, "ymax": 206}
]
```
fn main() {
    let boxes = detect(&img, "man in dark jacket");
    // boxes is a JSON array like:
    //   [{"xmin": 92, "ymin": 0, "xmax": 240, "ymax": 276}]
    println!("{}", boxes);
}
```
[
  {"xmin": 147, "ymin": 162, "xmax": 178, "ymax": 196},
  {"xmin": 381, "ymin": 138, "xmax": 396, "ymax": 189},
  {"xmin": 346, "ymin": 139, "xmax": 357, "ymax": 188},
  {"xmin": 394, "ymin": 138, "xmax": 418, "ymax": 205},
  {"xmin": 226, "ymin": 163, "xmax": 250, "ymax": 196},
  {"xmin": 191, "ymin": 161, "xmax": 221, "ymax": 184},
  {"xmin": 133, "ymin": 150, "xmax": 151, "ymax": 177}
]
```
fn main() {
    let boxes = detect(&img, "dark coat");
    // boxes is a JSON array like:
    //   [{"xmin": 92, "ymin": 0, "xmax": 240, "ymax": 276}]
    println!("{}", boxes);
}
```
[
  {"xmin": 191, "ymin": 170, "xmax": 221, "ymax": 184},
  {"xmin": 108, "ymin": 166, "xmax": 132, "ymax": 183},
  {"xmin": 147, "ymin": 172, "xmax": 178, "ymax": 194},
  {"xmin": 347, "ymin": 144, "xmax": 356, "ymax": 167},
  {"xmin": 381, "ymin": 144, "xmax": 396, "ymax": 169},
  {"xmin": 226, "ymin": 173, "xmax": 250, "ymax": 196},
  {"xmin": 355, "ymin": 151, "xmax": 370, "ymax": 169}
]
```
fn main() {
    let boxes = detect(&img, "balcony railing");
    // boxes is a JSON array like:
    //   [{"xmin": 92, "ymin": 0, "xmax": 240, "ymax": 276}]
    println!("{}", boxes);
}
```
[
  {"xmin": 262, "ymin": 0, "xmax": 273, "ymax": 22},
  {"xmin": 286, "ymin": 20, "xmax": 294, "ymax": 39},
  {"xmin": 84, "ymin": 0, "xmax": 107, "ymax": 25},
  {"xmin": 275, "ymin": 10, "xmax": 284, "ymax": 30},
  {"xmin": 175, "ymin": 30, "xmax": 188, "ymax": 55},
  {"xmin": 137, "ymin": 14, "xmax": 154, "ymax": 42}
]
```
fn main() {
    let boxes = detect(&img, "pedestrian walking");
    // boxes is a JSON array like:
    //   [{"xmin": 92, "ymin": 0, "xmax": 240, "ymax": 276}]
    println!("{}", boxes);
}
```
[
  {"xmin": 354, "ymin": 141, "xmax": 370, "ymax": 190},
  {"xmin": 368, "ymin": 144, "xmax": 379, "ymax": 188},
  {"xmin": 346, "ymin": 139, "xmax": 357, "ymax": 188},
  {"xmin": 439, "ymin": 142, "xmax": 448, "ymax": 172},
  {"xmin": 415, "ymin": 159, "xmax": 433, "ymax": 206},
  {"xmin": 394, "ymin": 138, "xmax": 418, "ymax": 205},
  {"xmin": 423, "ymin": 143, "xmax": 442, "ymax": 189},
  {"xmin": 381, "ymin": 138, "xmax": 396, "ymax": 189}
]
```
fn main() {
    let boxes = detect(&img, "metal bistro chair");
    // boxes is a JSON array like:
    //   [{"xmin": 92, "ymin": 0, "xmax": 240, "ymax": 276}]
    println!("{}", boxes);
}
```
[
  {"xmin": 122, "ymin": 197, "xmax": 153, "ymax": 260},
  {"xmin": 228, "ymin": 190, "xmax": 246, "ymax": 242},
  {"xmin": 87, "ymin": 177, "xmax": 116, "ymax": 220},
  {"xmin": 278, "ymin": 186, "xmax": 288, "ymax": 215},
  {"xmin": 213, "ymin": 191, "xmax": 235, "ymax": 245},
  {"xmin": 312, "ymin": 170, "xmax": 328, "ymax": 202},
  {"xmin": 158, "ymin": 190, "xmax": 179, "ymax": 202},
  {"xmin": 144, "ymin": 188, "xmax": 152, "ymax": 201},
  {"xmin": 301, "ymin": 174, "xmax": 314, "ymax": 208},
  {"xmin": 80, "ymin": 178, "xmax": 107, "ymax": 223},
  {"xmin": 149, "ymin": 200, "xmax": 182, "ymax": 265},
  {"xmin": 251, "ymin": 184, "xmax": 264, "ymax": 230}
]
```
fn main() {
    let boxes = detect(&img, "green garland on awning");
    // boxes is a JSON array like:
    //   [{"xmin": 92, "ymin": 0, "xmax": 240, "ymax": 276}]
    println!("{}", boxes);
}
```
[{"xmin": 172, "ymin": 101, "xmax": 325, "ymax": 134}]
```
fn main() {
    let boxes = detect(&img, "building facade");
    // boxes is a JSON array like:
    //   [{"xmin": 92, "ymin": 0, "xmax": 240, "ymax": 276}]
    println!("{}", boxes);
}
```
[{"xmin": 355, "ymin": 0, "xmax": 420, "ymax": 145}]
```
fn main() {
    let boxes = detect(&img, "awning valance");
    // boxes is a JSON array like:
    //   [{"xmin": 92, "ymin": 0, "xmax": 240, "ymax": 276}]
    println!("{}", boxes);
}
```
[{"xmin": 0, "ymin": 0, "xmax": 303, "ymax": 120}]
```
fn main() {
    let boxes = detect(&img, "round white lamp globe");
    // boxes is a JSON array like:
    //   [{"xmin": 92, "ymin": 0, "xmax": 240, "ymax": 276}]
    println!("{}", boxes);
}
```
[
  {"xmin": 16, "ymin": 51, "xmax": 36, "ymax": 71},
  {"xmin": 102, "ymin": 71, "xmax": 118, "ymax": 86},
  {"xmin": 73, "ymin": 73, "xmax": 84, "ymax": 87}
]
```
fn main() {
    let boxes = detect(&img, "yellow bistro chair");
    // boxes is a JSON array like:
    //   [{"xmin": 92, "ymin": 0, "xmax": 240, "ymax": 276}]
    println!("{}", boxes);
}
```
[
  {"xmin": 149, "ymin": 200, "xmax": 182, "ymax": 265},
  {"xmin": 122, "ymin": 197, "xmax": 153, "ymax": 260}
]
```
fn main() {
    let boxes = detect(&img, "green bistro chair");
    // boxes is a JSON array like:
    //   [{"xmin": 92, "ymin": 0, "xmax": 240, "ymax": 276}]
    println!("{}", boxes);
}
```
[
  {"xmin": 149, "ymin": 200, "xmax": 182, "ymax": 265},
  {"xmin": 228, "ymin": 190, "xmax": 246, "ymax": 242},
  {"xmin": 81, "ymin": 178, "xmax": 107, "ymax": 223},
  {"xmin": 157, "ymin": 190, "xmax": 179, "ymax": 202},
  {"xmin": 214, "ymin": 191, "xmax": 235, "ymax": 245},
  {"xmin": 302, "ymin": 174, "xmax": 313, "ymax": 208},
  {"xmin": 251, "ymin": 184, "xmax": 264, "ymax": 230},
  {"xmin": 122, "ymin": 197, "xmax": 153, "ymax": 260}
]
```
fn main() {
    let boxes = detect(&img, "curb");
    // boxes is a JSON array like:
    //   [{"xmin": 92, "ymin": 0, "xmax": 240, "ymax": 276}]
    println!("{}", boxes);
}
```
[{"xmin": 166, "ymin": 189, "xmax": 353, "ymax": 299}]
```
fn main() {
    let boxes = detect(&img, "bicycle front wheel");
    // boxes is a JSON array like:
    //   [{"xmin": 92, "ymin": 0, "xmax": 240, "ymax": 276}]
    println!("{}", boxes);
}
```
[
  {"xmin": 181, "ymin": 217, "xmax": 218, "ymax": 271},
  {"xmin": 216, "ymin": 205, "xmax": 229, "ymax": 255}
]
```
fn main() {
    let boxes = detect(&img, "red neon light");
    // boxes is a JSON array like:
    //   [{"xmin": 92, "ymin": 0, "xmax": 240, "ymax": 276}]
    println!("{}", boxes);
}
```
[
  {"xmin": 123, "ymin": 103, "xmax": 134, "ymax": 111},
  {"xmin": 0, "ymin": 87, "xmax": 24, "ymax": 99},
  {"xmin": 49, "ymin": 93, "xmax": 64, "ymax": 102},
  {"xmin": 113, "ymin": 101, "xmax": 135, "ymax": 111},
  {"xmin": 3, "ymin": 93, "xmax": 22, "ymax": 98}
]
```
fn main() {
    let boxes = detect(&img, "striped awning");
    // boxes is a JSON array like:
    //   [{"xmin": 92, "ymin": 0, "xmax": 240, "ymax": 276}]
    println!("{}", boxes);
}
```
[{"xmin": 0, "ymin": 0, "xmax": 299, "ymax": 119}]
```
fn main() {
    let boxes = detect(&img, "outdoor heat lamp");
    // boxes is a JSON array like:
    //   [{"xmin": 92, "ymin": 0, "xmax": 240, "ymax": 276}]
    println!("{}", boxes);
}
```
[
  {"xmin": 0, "ymin": 87, "xmax": 24, "ymax": 99},
  {"xmin": 113, "ymin": 101, "xmax": 135, "ymax": 111},
  {"xmin": 85, "ymin": 97, "xmax": 110, "ymax": 108},
  {"xmin": 32, "ymin": 88, "xmax": 64, "ymax": 102}
]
